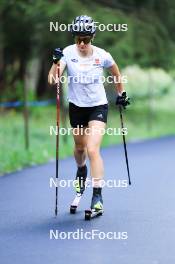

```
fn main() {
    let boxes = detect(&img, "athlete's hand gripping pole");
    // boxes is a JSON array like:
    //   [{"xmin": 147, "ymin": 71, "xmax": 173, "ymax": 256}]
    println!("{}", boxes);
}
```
[
  {"xmin": 116, "ymin": 92, "xmax": 131, "ymax": 185},
  {"xmin": 53, "ymin": 48, "xmax": 63, "ymax": 216}
]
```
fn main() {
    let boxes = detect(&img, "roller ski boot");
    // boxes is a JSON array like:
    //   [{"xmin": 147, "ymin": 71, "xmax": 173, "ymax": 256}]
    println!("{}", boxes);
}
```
[
  {"xmin": 70, "ymin": 165, "xmax": 87, "ymax": 214},
  {"xmin": 85, "ymin": 188, "xmax": 104, "ymax": 220}
]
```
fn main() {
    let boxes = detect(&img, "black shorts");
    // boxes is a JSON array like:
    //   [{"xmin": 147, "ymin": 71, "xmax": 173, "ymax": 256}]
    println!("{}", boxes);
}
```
[{"xmin": 69, "ymin": 102, "xmax": 108, "ymax": 128}]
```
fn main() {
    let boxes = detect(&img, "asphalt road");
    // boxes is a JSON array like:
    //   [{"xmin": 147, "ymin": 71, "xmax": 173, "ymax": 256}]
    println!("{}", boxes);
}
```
[{"xmin": 0, "ymin": 136, "xmax": 175, "ymax": 264}]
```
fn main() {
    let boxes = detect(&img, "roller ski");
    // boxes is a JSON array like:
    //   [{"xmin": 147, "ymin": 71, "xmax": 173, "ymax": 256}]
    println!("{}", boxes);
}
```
[
  {"xmin": 85, "ymin": 188, "xmax": 104, "ymax": 220},
  {"xmin": 70, "ymin": 165, "xmax": 87, "ymax": 214}
]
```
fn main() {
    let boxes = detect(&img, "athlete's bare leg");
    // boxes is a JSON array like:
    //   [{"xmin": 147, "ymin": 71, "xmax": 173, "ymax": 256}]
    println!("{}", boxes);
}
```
[
  {"xmin": 73, "ymin": 127, "xmax": 87, "ymax": 167},
  {"xmin": 86, "ymin": 121, "xmax": 106, "ymax": 187}
]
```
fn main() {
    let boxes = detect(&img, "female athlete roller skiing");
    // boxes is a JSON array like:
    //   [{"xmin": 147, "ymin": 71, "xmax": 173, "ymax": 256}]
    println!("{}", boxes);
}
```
[{"xmin": 48, "ymin": 15, "xmax": 130, "ymax": 218}]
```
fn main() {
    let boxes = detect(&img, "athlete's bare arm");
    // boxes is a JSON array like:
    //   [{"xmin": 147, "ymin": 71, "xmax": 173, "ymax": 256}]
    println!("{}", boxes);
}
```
[
  {"xmin": 108, "ymin": 63, "xmax": 124, "ymax": 94},
  {"xmin": 48, "ymin": 62, "xmax": 66, "ymax": 85}
]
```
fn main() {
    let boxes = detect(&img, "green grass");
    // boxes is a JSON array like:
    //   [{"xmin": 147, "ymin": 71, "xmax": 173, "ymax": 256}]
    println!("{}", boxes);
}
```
[
  {"xmin": 0, "ymin": 107, "xmax": 73, "ymax": 175},
  {"xmin": 0, "ymin": 98, "xmax": 175, "ymax": 175}
]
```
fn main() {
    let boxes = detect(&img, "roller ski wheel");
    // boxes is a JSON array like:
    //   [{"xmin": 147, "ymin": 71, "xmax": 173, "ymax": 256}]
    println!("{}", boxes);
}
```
[
  {"xmin": 70, "ymin": 205, "xmax": 77, "ymax": 214},
  {"xmin": 85, "ymin": 209, "xmax": 103, "ymax": 220}
]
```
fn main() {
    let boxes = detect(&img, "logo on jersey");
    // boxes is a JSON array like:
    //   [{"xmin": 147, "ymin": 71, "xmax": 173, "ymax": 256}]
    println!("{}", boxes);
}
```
[
  {"xmin": 97, "ymin": 113, "xmax": 103, "ymax": 118},
  {"xmin": 93, "ymin": 58, "xmax": 101, "ymax": 66},
  {"xmin": 71, "ymin": 59, "xmax": 78, "ymax": 63}
]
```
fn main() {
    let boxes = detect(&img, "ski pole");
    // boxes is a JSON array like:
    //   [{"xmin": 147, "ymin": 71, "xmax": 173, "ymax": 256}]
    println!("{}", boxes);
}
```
[
  {"xmin": 55, "ymin": 62, "xmax": 60, "ymax": 216},
  {"xmin": 118, "ymin": 105, "xmax": 131, "ymax": 185}
]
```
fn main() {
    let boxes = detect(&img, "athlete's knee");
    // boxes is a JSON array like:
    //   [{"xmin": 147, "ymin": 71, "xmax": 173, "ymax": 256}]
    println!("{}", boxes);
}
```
[
  {"xmin": 87, "ymin": 145, "xmax": 99, "ymax": 159},
  {"xmin": 74, "ymin": 144, "xmax": 86, "ymax": 155}
]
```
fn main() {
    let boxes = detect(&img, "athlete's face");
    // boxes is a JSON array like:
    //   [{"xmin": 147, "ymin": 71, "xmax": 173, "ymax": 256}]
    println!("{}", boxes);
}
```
[{"xmin": 75, "ymin": 36, "xmax": 92, "ymax": 51}]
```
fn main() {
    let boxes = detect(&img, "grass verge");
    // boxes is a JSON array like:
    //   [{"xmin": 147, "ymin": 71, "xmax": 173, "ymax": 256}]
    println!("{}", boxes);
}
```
[{"xmin": 0, "ymin": 100, "xmax": 174, "ymax": 175}]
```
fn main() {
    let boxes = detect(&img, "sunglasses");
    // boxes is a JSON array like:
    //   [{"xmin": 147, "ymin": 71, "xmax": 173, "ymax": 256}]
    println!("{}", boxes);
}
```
[{"xmin": 75, "ymin": 36, "xmax": 92, "ymax": 44}]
